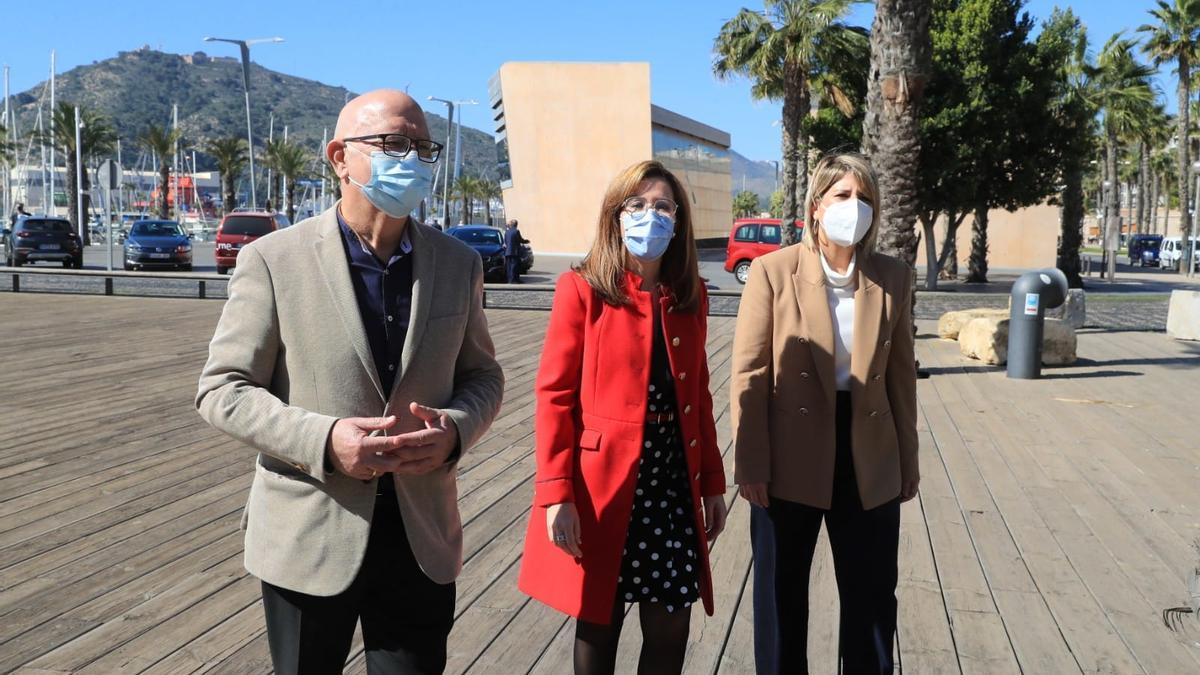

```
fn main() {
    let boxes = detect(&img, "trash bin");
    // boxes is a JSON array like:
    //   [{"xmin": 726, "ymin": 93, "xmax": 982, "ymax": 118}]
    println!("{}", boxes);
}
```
[{"xmin": 1007, "ymin": 268, "xmax": 1069, "ymax": 379}]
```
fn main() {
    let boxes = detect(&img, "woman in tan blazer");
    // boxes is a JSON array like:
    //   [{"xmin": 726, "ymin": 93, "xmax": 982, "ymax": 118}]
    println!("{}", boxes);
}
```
[{"xmin": 730, "ymin": 152, "xmax": 918, "ymax": 674}]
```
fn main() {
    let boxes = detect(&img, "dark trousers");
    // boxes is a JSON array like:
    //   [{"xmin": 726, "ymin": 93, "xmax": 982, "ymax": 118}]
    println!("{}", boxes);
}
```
[
  {"xmin": 261, "ymin": 482, "xmax": 456, "ymax": 675},
  {"xmin": 505, "ymin": 255, "xmax": 520, "ymax": 284},
  {"xmin": 750, "ymin": 392, "xmax": 900, "ymax": 675}
]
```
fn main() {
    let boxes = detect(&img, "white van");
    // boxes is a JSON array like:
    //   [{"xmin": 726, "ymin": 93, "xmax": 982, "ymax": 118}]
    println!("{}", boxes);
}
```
[{"xmin": 1161, "ymin": 237, "xmax": 1200, "ymax": 272}]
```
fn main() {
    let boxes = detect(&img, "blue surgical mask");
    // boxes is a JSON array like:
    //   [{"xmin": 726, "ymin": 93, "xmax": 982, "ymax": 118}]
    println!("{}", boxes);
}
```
[
  {"xmin": 347, "ymin": 145, "xmax": 432, "ymax": 219},
  {"xmin": 620, "ymin": 210, "xmax": 675, "ymax": 261}
]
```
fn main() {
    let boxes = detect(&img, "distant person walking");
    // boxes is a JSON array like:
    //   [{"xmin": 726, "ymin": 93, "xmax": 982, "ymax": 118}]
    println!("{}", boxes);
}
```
[
  {"xmin": 503, "ymin": 219, "xmax": 529, "ymax": 283},
  {"xmin": 10, "ymin": 202, "xmax": 29, "ymax": 227}
]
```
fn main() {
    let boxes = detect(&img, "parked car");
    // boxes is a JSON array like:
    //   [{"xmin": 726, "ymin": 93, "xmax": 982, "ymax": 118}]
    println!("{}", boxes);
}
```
[
  {"xmin": 2, "ymin": 216, "xmax": 83, "ymax": 268},
  {"xmin": 1161, "ymin": 236, "xmax": 1200, "ymax": 272},
  {"xmin": 724, "ymin": 218, "xmax": 801, "ymax": 284},
  {"xmin": 1127, "ymin": 234, "xmax": 1163, "ymax": 267},
  {"xmin": 214, "ymin": 211, "xmax": 289, "ymax": 275},
  {"xmin": 123, "ymin": 219, "xmax": 193, "ymax": 271},
  {"xmin": 445, "ymin": 224, "xmax": 533, "ymax": 281}
]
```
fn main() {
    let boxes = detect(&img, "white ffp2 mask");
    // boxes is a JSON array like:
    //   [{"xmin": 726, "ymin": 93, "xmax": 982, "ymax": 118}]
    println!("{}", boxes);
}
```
[{"xmin": 821, "ymin": 199, "xmax": 873, "ymax": 247}]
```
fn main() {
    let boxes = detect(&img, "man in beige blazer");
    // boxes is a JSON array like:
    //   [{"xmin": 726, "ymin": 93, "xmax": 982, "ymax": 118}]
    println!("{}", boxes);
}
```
[{"xmin": 196, "ymin": 90, "xmax": 503, "ymax": 674}]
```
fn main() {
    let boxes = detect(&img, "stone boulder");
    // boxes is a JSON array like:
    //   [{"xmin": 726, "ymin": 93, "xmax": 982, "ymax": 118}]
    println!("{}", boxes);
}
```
[
  {"xmin": 1047, "ymin": 288, "xmax": 1086, "ymax": 329},
  {"xmin": 1167, "ymin": 290, "xmax": 1200, "ymax": 341},
  {"xmin": 937, "ymin": 308, "xmax": 1010, "ymax": 340},
  {"xmin": 958, "ymin": 316, "xmax": 1077, "ymax": 366}
]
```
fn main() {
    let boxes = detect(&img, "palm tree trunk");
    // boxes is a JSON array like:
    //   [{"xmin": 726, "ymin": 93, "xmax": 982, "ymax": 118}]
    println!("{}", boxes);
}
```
[
  {"xmin": 967, "ymin": 205, "xmax": 988, "ymax": 283},
  {"xmin": 919, "ymin": 212, "xmax": 938, "ymax": 290},
  {"xmin": 1150, "ymin": 171, "xmax": 1158, "ymax": 235},
  {"xmin": 286, "ymin": 178, "xmax": 296, "ymax": 223},
  {"xmin": 1178, "ymin": 55, "xmax": 1193, "ymax": 276},
  {"xmin": 780, "ymin": 60, "xmax": 804, "ymax": 246},
  {"xmin": 66, "ymin": 153, "xmax": 82, "ymax": 241},
  {"xmin": 861, "ymin": 0, "xmax": 931, "ymax": 270},
  {"xmin": 937, "ymin": 208, "xmax": 962, "ymax": 279},
  {"xmin": 1105, "ymin": 129, "xmax": 1121, "ymax": 275},
  {"xmin": 271, "ymin": 173, "xmax": 282, "ymax": 213},
  {"xmin": 223, "ymin": 175, "xmax": 236, "ymax": 215},
  {"xmin": 158, "ymin": 165, "xmax": 170, "ymax": 219},
  {"xmin": 1138, "ymin": 142, "xmax": 1149, "ymax": 235},
  {"xmin": 1058, "ymin": 163, "xmax": 1085, "ymax": 288}
]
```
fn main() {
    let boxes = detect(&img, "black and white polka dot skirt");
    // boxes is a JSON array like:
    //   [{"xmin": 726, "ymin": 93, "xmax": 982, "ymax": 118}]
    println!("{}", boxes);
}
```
[{"xmin": 616, "ymin": 386, "xmax": 701, "ymax": 613}]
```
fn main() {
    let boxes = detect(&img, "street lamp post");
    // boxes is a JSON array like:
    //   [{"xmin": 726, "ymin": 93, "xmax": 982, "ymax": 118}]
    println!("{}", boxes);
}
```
[
  {"xmin": 203, "ymin": 36, "xmax": 284, "ymax": 210},
  {"xmin": 427, "ymin": 97, "xmax": 455, "ymax": 227}
]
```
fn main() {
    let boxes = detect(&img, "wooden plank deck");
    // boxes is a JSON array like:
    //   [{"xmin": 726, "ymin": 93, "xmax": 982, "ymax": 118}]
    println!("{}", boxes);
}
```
[{"xmin": 2, "ymin": 292, "xmax": 1200, "ymax": 673}]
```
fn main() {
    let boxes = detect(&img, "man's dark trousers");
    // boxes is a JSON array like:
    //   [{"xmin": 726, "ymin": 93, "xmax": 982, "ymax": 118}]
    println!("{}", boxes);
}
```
[{"xmin": 261, "ymin": 480, "xmax": 455, "ymax": 674}]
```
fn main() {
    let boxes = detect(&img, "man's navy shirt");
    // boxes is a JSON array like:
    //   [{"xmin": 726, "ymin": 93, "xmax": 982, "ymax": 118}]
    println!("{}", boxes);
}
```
[{"xmin": 337, "ymin": 210, "xmax": 413, "ymax": 396}]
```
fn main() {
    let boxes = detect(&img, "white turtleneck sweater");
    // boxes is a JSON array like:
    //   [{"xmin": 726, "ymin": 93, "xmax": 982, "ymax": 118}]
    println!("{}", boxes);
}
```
[{"xmin": 819, "ymin": 251, "xmax": 857, "ymax": 392}]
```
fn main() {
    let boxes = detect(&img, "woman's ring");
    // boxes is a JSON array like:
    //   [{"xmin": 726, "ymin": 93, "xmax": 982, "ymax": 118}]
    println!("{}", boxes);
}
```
[{"xmin": 553, "ymin": 533, "xmax": 567, "ymax": 543}]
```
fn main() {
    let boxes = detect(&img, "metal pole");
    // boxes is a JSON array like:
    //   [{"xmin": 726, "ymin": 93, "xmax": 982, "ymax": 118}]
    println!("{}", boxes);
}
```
[
  {"xmin": 172, "ymin": 104, "xmax": 179, "ymax": 220},
  {"xmin": 106, "ymin": 181, "xmax": 113, "ymax": 271},
  {"xmin": 3, "ymin": 64, "xmax": 9, "ymax": 219},
  {"xmin": 50, "ymin": 50, "xmax": 55, "ymax": 216},
  {"xmin": 321, "ymin": 127, "xmax": 327, "ymax": 211},
  {"xmin": 443, "ymin": 103, "xmax": 454, "ymax": 227},
  {"xmin": 116, "ymin": 138, "xmax": 123, "ymax": 221},
  {"xmin": 74, "ymin": 105, "xmax": 83, "ymax": 240},
  {"xmin": 266, "ymin": 113, "xmax": 273, "ymax": 208},
  {"xmin": 244, "ymin": 90, "xmax": 256, "ymax": 209}
]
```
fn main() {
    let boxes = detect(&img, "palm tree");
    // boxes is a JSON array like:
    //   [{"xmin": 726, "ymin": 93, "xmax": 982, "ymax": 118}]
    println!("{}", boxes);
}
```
[
  {"xmin": 138, "ymin": 124, "xmax": 179, "ymax": 219},
  {"xmin": 1090, "ymin": 35, "xmax": 1156, "ymax": 277},
  {"xmin": 1141, "ymin": 0, "xmax": 1200, "ymax": 275},
  {"xmin": 261, "ymin": 138, "xmax": 287, "ymax": 213},
  {"xmin": 1152, "ymin": 143, "xmax": 1177, "ymax": 233},
  {"xmin": 38, "ymin": 103, "xmax": 116, "ymax": 242},
  {"xmin": 206, "ymin": 137, "xmax": 248, "ymax": 215},
  {"xmin": 714, "ymin": 0, "xmax": 869, "ymax": 246},
  {"xmin": 861, "ymin": 0, "xmax": 932, "ymax": 272},
  {"xmin": 271, "ymin": 141, "xmax": 310, "ymax": 223},
  {"xmin": 0, "ymin": 124, "xmax": 13, "ymax": 214},
  {"xmin": 452, "ymin": 175, "xmax": 482, "ymax": 224},
  {"xmin": 479, "ymin": 178, "xmax": 503, "ymax": 225}
]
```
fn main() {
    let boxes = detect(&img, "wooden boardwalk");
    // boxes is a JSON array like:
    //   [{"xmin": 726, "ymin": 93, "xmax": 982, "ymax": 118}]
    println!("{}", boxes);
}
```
[{"xmin": 2, "ymin": 292, "xmax": 1200, "ymax": 674}]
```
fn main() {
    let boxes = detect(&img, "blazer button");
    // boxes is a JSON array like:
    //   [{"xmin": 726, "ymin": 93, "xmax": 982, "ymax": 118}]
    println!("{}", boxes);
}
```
[
  {"xmin": 684, "ymin": 404, "xmax": 692, "ymax": 414},
  {"xmin": 672, "ymin": 337, "xmax": 681, "ymax": 347},
  {"xmin": 883, "ymin": 340, "xmax": 892, "ymax": 348},
  {"xmin": 693, "ymin": 472, "xmax": 701, "ymax": 482},
  {"xmin": 678, "ymin": 372, "xmax": 687, "ymax": 381},
  {"xmin": 872, "ymin": 374, "xmax": 882, "ymax": 382},
  {"xmin": 689, "ymin": 439, "xmax": 697, "ymax": 447},
  {"xmin": 799, "ymin": 337, "xmax": 808, "ymax": 344},
  {"xmin": 799, "ymin": 408, "xmax": 809, "ymax": 415},
  {"xmin": 870, "ymin": 410, "xmax": 879, "ymax": 417},
  {"xmin": 800, "ymin": 371, "xmax": 810, "ymax": 379}
]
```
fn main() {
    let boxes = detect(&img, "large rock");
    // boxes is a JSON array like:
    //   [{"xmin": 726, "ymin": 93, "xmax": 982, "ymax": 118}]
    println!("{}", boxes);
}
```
[
  {"xmin": 938, "ymin": 308, "xmax": 1010, "ymax": 340},
  {"xmin": 1047, "ymin": 288, "xmax": 1086, "ymax": 329},
  {"xmin": 1167, "ymin": 290, "xmax": 1200, "ymax": 341},
  {"xmin": 958, "ymin": 316, "xmax": 1077, "ymax": 365}
]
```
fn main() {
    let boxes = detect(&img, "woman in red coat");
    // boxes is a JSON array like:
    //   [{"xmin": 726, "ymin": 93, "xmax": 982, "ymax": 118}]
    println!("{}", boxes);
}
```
[{"xmin": 518, "ymin": 160, "xmax": 728, "ymax": 674}]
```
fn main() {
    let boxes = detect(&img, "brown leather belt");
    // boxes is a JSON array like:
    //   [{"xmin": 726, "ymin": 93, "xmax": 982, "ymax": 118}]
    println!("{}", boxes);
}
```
[{"xmin": 646, "ymin": 412, "xmax": 676, "ymax": 424}]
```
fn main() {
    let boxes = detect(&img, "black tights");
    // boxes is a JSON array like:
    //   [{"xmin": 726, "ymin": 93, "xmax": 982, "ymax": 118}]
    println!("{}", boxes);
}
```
[{"xmin": 574, "ymin": 600, "xmax": 691, "ymax": 675}]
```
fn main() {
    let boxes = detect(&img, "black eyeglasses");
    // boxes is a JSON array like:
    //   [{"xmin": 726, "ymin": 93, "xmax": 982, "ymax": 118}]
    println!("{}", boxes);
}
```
[{"xmin": 342, "ymin": 133, "xmax": 444, "ymax": 163}]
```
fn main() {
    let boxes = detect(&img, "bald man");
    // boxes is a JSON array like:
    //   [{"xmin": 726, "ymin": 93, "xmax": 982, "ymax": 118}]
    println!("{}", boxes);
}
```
[{"xmin": 197, "ymin": 90, "xmax": 504, "ymax": 673}]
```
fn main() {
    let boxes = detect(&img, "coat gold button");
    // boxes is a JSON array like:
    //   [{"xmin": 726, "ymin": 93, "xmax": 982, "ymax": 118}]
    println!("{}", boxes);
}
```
[
  {"xmin": 799, "ymin": 337, "xmax": 808, "ymax": 344},
  {"xmin": 678, "ymin": 372, "xmax": 687, "ymax": 381},
  {"xmin": 883, "ymin": 340, "xmax": 892, "ymax": 348},
  {"xmin": 799, "ymin": 408, "xmax": 809, "ymax": 415},
  {"xmin": 672, "ymin": 337, "xmax": 680, "ymax": 347},
  {"xmin": 684, "ymin": 404, "xmax": 692, "ymax": 414},
  {"xmin": 870, "ymin": 411, "xmax": 879, "ymax": 417},
  {"xmin": 872, "ymin": 374, "xmax": 881, "ymax": 382},
  {"xmin": 689, "ymin": 439, "xmax": 697, "ymax": 447},
  {"xmin": 800, "ymin": 371, "xmax": 810, "ymax": 379}
]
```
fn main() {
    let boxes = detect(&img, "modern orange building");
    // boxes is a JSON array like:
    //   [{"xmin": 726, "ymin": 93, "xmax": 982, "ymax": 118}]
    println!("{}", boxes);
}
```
[{"xmin": 489, "ymin": 62, "xmax": 732, "ymax": 254}]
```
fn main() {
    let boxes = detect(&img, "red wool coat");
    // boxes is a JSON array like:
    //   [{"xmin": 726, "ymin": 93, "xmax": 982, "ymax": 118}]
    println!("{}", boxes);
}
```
[{"xmin": 518, "ymin": 270, "xmax": 727, "ymax": 624}]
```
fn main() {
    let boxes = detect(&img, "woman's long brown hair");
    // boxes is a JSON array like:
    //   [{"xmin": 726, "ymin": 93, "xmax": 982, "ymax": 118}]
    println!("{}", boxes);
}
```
[{"xmin": 575, "ymin": 160, "xmax": 702, "ymax": 312}]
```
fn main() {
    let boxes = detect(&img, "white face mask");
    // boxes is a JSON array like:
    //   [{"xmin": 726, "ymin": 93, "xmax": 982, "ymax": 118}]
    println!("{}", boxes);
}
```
[{"xmin": 820, "ymin": 198, "xmax": 873, "ymax": 247}]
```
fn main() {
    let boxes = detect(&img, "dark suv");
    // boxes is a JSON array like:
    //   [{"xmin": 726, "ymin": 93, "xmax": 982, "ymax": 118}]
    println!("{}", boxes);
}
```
[{"xmin": 3, "ymin": 216, "xmax": 83, "ymax": 268}]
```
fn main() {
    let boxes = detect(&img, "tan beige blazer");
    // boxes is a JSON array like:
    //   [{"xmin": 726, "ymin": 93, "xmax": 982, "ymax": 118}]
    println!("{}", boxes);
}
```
[
  {"xmin": 196, "ymin": 205, "xmax": 504, "ymax": 596},
  {"xmin": 731, "ymin": 243, "xmax": 918, "ymax": 510}
]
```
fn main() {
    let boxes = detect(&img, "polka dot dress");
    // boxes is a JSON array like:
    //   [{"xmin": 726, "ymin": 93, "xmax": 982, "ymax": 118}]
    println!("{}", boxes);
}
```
[{"xmin": 616, "ymin": 327, "xmax": 700, "ymax": 613}]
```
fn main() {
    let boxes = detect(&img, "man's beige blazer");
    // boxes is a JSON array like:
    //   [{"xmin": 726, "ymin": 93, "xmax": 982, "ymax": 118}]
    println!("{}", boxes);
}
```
[
  {"xmin": 731, "ymin": 243, "xmax": 918, "ymax": 510},
  {"xmin": 196, "ymin": 205, "xmax": 504, "ymax": 596}
]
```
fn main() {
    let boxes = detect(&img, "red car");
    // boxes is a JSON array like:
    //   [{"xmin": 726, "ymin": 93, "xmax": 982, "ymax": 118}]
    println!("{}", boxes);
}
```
[
  {"xmin": 724, "ymin": 218, "xmax": 801, "ymax": 284},
  {"xmin": 214, "ymin": 211, "xmax": 290, "ymax": 275}
]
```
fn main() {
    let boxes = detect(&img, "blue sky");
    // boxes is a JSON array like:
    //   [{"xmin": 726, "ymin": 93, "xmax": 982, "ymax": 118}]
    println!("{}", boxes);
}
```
[{"xmin": 0, "ymin": 1, "xmax": 1176, "ymax": 162}]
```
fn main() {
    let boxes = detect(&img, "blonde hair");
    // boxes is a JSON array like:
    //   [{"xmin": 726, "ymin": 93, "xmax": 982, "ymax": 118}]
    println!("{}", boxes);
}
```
[
  {"xmin": 801, "ymin": 152, "xmax": 880, "ymax": 253},
  {"xmin": 576, "ymin": 160, "xmax": 702, "ymax": 312}
]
